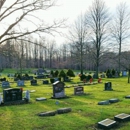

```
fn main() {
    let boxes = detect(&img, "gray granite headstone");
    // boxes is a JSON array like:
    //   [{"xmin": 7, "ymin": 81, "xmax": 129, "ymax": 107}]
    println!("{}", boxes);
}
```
[
  {"xmin": 25, "ymin": 90, "xmax": 30, "ymax": 101},
  {"xmin": 114, "ymin": 113, "xmax": 130, "ymax": 122},
  {"xmin": 52, "ymin": 81, "xmax": 66, "ymax": 98},
  {"xmin": 17, "ymin": 80, "xmax": 24, "ymax": 86},
  {"xmin": 74, "ymin": 86, "xmax": 84, "ymax": 95},
  {"xmin": 98, "ymin": 118, "xmax": 117, "ymax": 129},
  {"xmin": 2, "ymin": 81, "xmax": 10, "ymax": 88}
]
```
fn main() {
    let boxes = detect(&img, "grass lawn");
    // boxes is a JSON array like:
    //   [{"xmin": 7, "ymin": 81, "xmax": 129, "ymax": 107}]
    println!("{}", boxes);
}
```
[{"xmin": 0, "ymin": 75, "xmax": 130, "ymax": 130}]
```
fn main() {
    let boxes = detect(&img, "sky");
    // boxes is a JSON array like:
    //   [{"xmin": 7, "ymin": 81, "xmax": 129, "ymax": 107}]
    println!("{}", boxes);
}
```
[{"xmin": 1, "ymin": 0, "xmax": 130, "ymax": 45}]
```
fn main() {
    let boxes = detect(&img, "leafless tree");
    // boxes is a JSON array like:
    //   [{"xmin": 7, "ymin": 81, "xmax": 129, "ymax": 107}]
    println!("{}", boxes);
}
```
[
  {"xmin": 110, "ymin": 2, "xmax": 130, "ymax": 73},
  {"xmin": 0, "ymin": 0, "xmax": 6, "ymax": 9},
  {"xmin": 68, "ymin": 13, "xmax": 89, "ymax": 74},
  {"xmin": 86, "ymin": 0, "xmax": 110, "ymax": 78},
  {"xmin": 0, "ymin": 0, "xmax": 65, "ymax": 44}
]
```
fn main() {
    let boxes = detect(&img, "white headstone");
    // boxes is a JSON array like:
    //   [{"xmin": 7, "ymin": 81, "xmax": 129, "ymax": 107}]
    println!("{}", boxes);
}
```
[{"xmin": 25, "ymin": 90, "xmax": 30, "ymax": 101}]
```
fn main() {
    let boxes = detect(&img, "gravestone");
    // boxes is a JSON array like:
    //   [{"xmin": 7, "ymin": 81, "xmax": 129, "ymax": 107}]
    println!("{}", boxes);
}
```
[
  {"xmin": 101, "ymin": 74, "xmax": 105, "ymax": 78},
  {"xmin": 2, "ymin": 81, "xmax": 10, "ymax": 88},
  {"xmin": 3, "ymin": 88, "xmax": 22, "ymax": 103},
  {"xmin": 43, "ymin": 80, "xmax": 49, "ymax": 84},
  {"xmin": 25, "ymin": 90, "xmax": 30, "ymax": 101},
  {"xmin": 122, "ymin": 70, "xmax": 127, "ymax": 77},
  {"xmin": 17, "ymin": 80, "xmax": 24, "ymax": 86},
  {"xmin": 98, "ymin": 118, "xmax": 117, "ymax": 129},
  {"xmin": 104, "ymin": 82, "xmax": 113, "ymax": 91},
  {"xmin": 52, "ymin": 81, "xmax": 66, "ymax": 98},
  {"xmin": 74, "ymin": 86, "xmax": 84, "ymax": 95},
  {"xmin": 31, "ymin": 79, "xmax": 37, "ymax": 85},
  {"xmin": 114, "ymin": 113, "xmax": 130, "ymax": 122}
]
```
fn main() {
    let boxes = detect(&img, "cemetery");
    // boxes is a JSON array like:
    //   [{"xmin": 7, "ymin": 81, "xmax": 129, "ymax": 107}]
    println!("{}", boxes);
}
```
[{"xmin": 0, "ymin": 69, "xmax": 130, "ymax": 130}]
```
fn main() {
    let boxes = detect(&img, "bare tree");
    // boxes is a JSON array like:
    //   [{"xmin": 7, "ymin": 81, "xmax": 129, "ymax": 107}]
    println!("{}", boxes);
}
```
[
  {"xmin": 86, "ymin": 0, "xmax": 110, "ymax": 78},
  {"xmin": 68, "ymin": 13, "xmax": 89, "ymax": 74},
  {"xmin": 0, "ymin": 0, "xmax": 6, "ymax": 9},
  {"xmin": 0, "ymin": 0, "xmax": 65, "ymax": 44},
  {"xmin": 110, "ymin": 2, "xmax": 130, "ymax": 73}
]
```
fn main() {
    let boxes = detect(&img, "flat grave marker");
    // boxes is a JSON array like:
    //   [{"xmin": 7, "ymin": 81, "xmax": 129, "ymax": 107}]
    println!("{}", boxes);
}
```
[
  {"xmin": 114, "ymin": 113, "xmax": 130, "ymax": 122},
  {"xmin": 98, "ymin": 118, "xmax": 117, "ymax": 129}
]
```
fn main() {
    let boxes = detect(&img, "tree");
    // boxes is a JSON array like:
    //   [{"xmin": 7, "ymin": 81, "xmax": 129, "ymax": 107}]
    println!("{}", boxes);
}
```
[
  {"xmin": 0, "ymin": 0, "xmax": 65, "ymax": 44},
  {"xmin": 0, "ymin": 0, "xmax": 6, "ymax": 9},
  {"xmin": 110, "ymin": 2, "xmax": 130, "ymax": 73},
  {"xmin": 86, "ymin": 0, "xmax": 110, "ymax": 78},
  {"xmin": 68, "ymin": 13, "xmax": 89, "ymax": 74}
]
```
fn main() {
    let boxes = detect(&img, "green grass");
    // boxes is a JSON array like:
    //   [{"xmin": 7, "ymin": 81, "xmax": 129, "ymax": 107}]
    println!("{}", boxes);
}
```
[{"xmin": 0, "ymin": 75, "xmax": 130, "ymax": 130}]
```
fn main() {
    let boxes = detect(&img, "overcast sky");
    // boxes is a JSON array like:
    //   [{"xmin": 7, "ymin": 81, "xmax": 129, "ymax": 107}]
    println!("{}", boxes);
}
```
[
  {"xmin": 2, "ymin": 0, "xmax": 130, "ymax": 45},
  {"xmin": 43, "ymin": 0, "xmax": 130, "ymax": 44}
]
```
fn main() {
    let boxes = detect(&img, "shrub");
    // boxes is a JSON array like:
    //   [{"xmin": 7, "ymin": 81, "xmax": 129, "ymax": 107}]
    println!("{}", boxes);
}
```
[
  {"xmin": 66, "ymin": 69, "xmax": 75, "ymax": 77},
  {"xmin": 54, "ymin": 70, "xmax": 59, "ymax": 77},
  {"xmin": 59, "ymin": 70, "xmax": 66, "ymax": 78}
]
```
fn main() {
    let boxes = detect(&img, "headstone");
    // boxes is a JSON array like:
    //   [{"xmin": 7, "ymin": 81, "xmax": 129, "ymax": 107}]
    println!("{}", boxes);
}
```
[
  {"xmin": 43, "ymin": 80, "xmax": 49, "ymax": 84},
  {"xmin": 31, "ymin": 79, "xmax": 37, "ymax": 85},
  {"xmin": 36, "ymin": 97, "xmax": 46, "ymax": 101},
  {"xmin": 52, "ymin": 81, "xmax": 66, "ymax": 98},
  {"xmin": 2, "ymin": 81, "xmax": 10, "ymax": 88},
  {"xmin": 98, "ymin": 100, "xmax": 110, "ymax": 105},
  {"xmin": 104, "ymin": 82, "xmax": 113, "ymax": 91},
  {"xmin": 3, "ymin": 88, "xmax": 22, "ymax": 103},
  {"xmin": 25, "ymin": 90, "xmax": 30, "ymax": 101},
  {"xmin": 17, "ymin": 80, "xmax": 24, "ymax": 86},
  {"xmin": 101, "ymin": 74, "xmax": 105, "ymax": 78},
  {"xmin": 109, "ymin": 98, "xmax": 119, "ymax": 103},
  {"xmin": 114, "ymin": 113, "xmax": 130, "ymax": 122},
  {"xmin": 0, "ymin": 94, "xmax": 2, "ymax": 104},
  {"xmin": 98, "ymin": 118, "xmax": 117, "ymax": 129},
  {"xmin": 74, "ymin": 86, "xmax": 84, "ymax": 95},
  {"xmin": 122, "ymin": 70, "xmax": 127, "ymax": 76}
]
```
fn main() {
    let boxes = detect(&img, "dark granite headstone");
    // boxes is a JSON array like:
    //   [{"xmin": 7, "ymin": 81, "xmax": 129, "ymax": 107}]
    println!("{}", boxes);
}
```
[
  {"xmin": 2, "ymin": 81, "xmax": 10, "ymax": 88},
  {"xmin": 43, "ymin": 80, "xmax": 49, "ymax": 84},
  {"xmin": 104, "ymin": 82, "xmax": 112, "ymax": 91},
  {"xmin": 3, "ymin": 88, "xmax": 22, "ymax": 103},
  {"xmin": 74, "ymin": 86, "xmax": 84, "ymax": 95},
  {"xmin": 31, "ymin": 80, "xmax": 37, "ymax": 85},
  {"xmin": 17, "ymin": 80, "xmax": 24, "ymax": 86},
  {"xmin": 52, "ymin": 81, "xmax": 65, "ymax": 98}
]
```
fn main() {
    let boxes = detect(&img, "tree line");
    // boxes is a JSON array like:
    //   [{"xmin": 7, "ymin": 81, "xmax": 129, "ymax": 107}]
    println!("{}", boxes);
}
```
[{"xmin": 0, "ymin": 0, "xmax": 130, "ymax": 76}]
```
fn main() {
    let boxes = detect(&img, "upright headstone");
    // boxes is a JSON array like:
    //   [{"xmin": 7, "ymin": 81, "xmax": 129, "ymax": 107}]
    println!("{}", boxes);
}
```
[
  {"xmin": 31, "ymin": 79, "xmax": 37, "ymax": 85},
  {"xmin": 3, "ymin": 88, "xmax": 22, "ymax": 103},
  {"xmin": 52, "ymin": 81, "xmax": 65, "ymax": 98},
  {"xmin": 104, "ymin": 82, "xmax": 113, "ymax": 91},
  {"xmin": 122, "ymin": 70, "xmax": 127, "ymax": 77},
  {"xmin": 43, "ymin": 80, "xmax": 49, "ymax": 84},
  {"xmin": 25, "ymin": 90, "xmax": 30, "ymax": 101},
  {"xmin": 17, "ymin": 80, "xmax": 24, "ymax": 86},
  {"xmin": 0, "ymin": 94, "xmax": 2, "ymax": 104},
  {"xmin": 74, "ymin": 86, "xmax": 84, "ymax": 95},
  {"xmin": 2, "ymin": 81, "xmax": 10, "ymax": 88}
]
